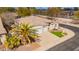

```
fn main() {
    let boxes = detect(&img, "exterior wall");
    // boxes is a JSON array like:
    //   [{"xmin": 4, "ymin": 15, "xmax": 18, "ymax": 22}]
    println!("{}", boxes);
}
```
[
  {"xmin": 0, "ymin": 35, "xmax": 6, "ymax": 44},
  {"xmin": 0, "ymin": 18, "xmax": 7, "ymax": 44}
]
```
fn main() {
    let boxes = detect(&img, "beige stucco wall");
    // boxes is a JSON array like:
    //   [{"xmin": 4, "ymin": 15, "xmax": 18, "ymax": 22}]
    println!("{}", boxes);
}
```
[{"xmin": 0, "ymin": 18, "xmax": 7, "ymax": 44}]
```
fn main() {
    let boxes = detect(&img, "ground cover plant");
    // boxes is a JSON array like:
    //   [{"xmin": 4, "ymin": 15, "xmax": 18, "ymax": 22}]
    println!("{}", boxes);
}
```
[{"xmin": 51, "ymin": 30, "xmax": 67, "ymax": 37}]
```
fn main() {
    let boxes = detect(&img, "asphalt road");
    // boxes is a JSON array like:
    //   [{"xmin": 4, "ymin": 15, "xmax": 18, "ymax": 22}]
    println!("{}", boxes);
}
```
[{"xmin": 47, "ymin": 24, "xmax": 79, "ymax": 51}]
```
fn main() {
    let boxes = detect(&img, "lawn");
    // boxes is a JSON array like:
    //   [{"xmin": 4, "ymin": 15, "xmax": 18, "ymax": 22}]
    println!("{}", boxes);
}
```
[{"xmin": 51, "ymin": 31, "xmax": 64, "ymax": 37}]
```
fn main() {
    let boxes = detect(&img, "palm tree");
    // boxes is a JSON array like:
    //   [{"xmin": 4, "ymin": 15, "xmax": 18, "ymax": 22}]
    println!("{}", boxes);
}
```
[{"xmin": 10, "ymin": 24, "xmax": 38, "ymax": 45}]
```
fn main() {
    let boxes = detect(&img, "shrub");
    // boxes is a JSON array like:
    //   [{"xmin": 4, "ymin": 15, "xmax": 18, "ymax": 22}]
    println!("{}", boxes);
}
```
[
  {"xmin": 4, "ymin": 24, "xmax": 39, "ymax": 49},
  {"xmin": 4, "ymin": 35, "xmax": 21, "ymax": 49},
  {"xmin": 10, "ymin": 24, "xmax": 39, "ymax": 44}
]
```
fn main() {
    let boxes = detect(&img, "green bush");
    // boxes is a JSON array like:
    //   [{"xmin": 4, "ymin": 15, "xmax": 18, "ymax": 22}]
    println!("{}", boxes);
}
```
[{"xmin": 4, "ymin": 35, "xmax": 21, "ymax": 49}]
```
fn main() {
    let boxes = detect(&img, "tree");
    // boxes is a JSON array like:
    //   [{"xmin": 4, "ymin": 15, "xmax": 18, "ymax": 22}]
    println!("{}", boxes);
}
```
[
  {"xmin": 0, "ymin": 7, "xmax": 15, "ymax": 15},
  {"xmin": 74, "ymin": 7, "xmax": 79, "ymax": 11},
  {"xmin": 74, "ymin": 11, "xmax": 79, "ymax": 19},
  {"xmin": 16, "ymin": 7, "xmax": 31, "ymax": 17},
  {"xmin": 29, "ymin": 7, "xmax": 39, "ymax": 15},
  {"xmin": 47, "ymin": 7, "xmax": 62, "ymax": 17}
]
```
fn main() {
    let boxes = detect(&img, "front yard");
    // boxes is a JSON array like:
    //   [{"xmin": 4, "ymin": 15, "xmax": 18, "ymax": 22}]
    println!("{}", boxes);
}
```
[
  {"xmin": 3, "ymin": 23, "xmax": 40, "ymax": 50},
  {"xmin": 0, "ymin": 16, "xmax": 75, "ymax": 51}
]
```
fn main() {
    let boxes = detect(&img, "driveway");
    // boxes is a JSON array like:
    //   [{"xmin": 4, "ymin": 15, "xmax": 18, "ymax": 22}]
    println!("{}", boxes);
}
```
[{"xmin": 47, "ymin": 24, "xmax": 79, "ymax": 51}]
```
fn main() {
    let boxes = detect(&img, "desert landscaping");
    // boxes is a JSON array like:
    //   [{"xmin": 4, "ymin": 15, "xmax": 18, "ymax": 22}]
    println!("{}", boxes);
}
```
[{"xmin": 0, "ymin": 7, "xmax": 79, "ymax": 51}]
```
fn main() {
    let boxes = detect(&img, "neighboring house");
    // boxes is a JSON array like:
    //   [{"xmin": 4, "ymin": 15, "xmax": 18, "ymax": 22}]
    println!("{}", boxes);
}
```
[{"xmin": 0, "ymin": 18, "xmax": 7, "ymax": 44}]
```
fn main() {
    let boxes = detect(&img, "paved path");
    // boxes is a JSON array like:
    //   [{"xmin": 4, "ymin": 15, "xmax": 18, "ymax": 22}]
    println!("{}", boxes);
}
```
[{"xmin": 47, "ymin": 24, "xmax": 79, "ymax": 51}]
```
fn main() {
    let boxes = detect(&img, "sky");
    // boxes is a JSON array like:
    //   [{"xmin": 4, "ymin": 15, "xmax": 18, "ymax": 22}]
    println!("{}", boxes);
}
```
[
  {"xmin": 36, "ymin": 7, "xmax": 48, "ymax": 9},
  {"xmin": 36, "ymin": 7, "xmax": 75, "ymax": 10}
]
